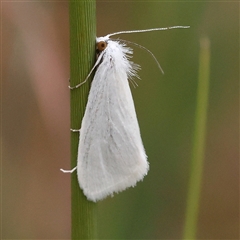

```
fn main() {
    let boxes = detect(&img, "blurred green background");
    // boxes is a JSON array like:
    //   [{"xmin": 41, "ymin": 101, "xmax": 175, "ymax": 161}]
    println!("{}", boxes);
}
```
[{"xmin": 2, "ymin": 1, "xmax": 238, "ymax": 239}]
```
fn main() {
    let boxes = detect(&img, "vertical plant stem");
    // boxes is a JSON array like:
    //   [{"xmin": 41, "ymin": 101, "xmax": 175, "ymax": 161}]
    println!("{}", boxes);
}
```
[
  {"xmin": 69, "ymin": 1, "xmax": 96, "ymax": 239},
  {"xmin": 183, "ymin": 37, "xmax": 211, "ymax": 239}
]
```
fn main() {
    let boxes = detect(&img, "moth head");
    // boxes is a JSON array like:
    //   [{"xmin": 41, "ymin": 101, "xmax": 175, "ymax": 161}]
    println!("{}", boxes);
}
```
[
  {"xmin": 96, "ymin": 41, "xmax": 108, "ymax": 53},
  {"xmin": 96, "ymin": 36, "xmax": 109, "ymax": 59}
]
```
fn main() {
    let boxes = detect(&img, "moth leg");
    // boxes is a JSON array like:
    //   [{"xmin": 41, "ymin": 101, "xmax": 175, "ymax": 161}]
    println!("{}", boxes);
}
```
[
  {"xmin": 60, "ymin": 129, "xmax": 80, "ymax": 173},
  {"xmin": 60, "ymin": 128, "xmax": 81, "ymax": 173},
  {"xmin": 68, "ymin": 50, "xmax": 106, "ymax": 89},
  {"xmin": 70, "ymin": 128, "xmax": 81, "ymax": 132},
  {"xmin": 60, "ymin": 166, "xmax": 77, "ymax": 173}
]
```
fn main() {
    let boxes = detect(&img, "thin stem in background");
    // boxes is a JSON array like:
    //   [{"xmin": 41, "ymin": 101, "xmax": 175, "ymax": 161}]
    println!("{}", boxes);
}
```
[
  {"xmin": 183, "ymin": 37, "xmax": 211, "ymax": 239},
  {"xmin": 69, "ymin": 1, "xmax": 97, "ymax": 239}
]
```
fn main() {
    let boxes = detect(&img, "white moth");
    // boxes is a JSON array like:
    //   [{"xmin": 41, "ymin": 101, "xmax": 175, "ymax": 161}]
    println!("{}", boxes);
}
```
[{"xmin": 61, "ymin": 26, "xmax": 190, "ymax": 202}]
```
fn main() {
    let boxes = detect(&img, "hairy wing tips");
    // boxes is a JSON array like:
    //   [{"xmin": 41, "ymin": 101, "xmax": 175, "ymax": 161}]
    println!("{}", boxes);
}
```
[{"xmin": 81, "ymin": 159, "xmax": 149, "ymax": 202}]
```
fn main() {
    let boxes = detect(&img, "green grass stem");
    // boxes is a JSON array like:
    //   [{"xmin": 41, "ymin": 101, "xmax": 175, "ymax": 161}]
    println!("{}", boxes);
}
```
[
  {"xmin": 69, "ymin": 1, "xmax": 97, "ymax": 239},
  {"xmin": 183, "ymin": 37, "xmax": 211, "ymax": 239}
]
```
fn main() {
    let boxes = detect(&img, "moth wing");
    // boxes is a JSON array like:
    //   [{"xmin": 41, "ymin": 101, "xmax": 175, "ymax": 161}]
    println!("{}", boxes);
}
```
[{"xmin": 77, "ymin": 43, "xmax": 148, "ymax": 202}]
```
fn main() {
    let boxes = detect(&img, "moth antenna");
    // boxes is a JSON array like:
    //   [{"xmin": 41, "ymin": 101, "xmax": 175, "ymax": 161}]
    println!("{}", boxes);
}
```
[
  {"xmin": 116, "ymin": 38, "xmax": 164, "ymax": 74},
  {"xmin": 107, "ymin": 26, "xmax": 190, "ymax": 38}
]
